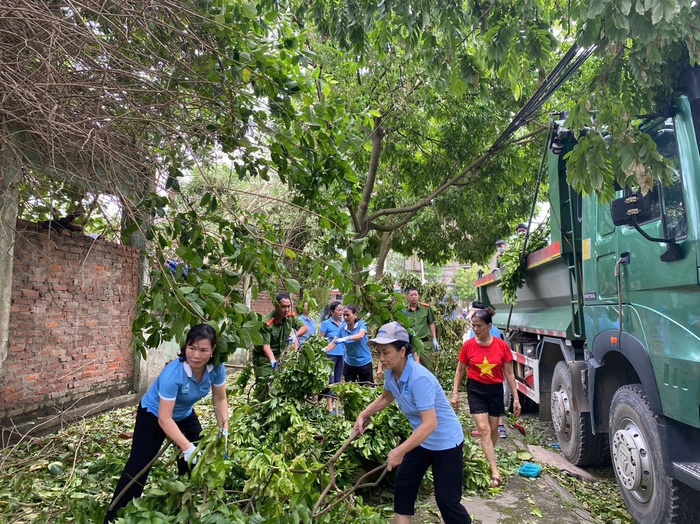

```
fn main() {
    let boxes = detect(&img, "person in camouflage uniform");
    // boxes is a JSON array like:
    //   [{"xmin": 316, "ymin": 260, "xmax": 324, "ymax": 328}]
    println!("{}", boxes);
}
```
[{"xmin": 252, "ymin": 292, "xmax": 308, "ymax": 385}]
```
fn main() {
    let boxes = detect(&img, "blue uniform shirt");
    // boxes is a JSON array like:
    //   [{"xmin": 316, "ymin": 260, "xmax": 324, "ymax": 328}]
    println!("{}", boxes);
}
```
[
  {"xmin": 384, "ymin": 356, "xmax": 463, "ymax": 451},
  {"xmin": 339, "ymin": 320, "xmax": 372, "ymax": 366},
  {"xmin": 320, "ymin": 317, "xmax": 346, "ymax": 356},
  {"xmin": 141, "ymin": 359, "xmax": 226, "ymax": 421},
  {"xmin": 298, "ymin": 314, "xmax": 317, "ymax": 344}
]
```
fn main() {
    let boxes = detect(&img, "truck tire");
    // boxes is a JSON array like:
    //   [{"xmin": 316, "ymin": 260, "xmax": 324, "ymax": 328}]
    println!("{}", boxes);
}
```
[
  {"xmin": 609, "ymin": 384, "xmax": 696, "ymax": 523},
  {"xmin": 551, "ymin": 361, "xmax": 608, "ymax": 466}
]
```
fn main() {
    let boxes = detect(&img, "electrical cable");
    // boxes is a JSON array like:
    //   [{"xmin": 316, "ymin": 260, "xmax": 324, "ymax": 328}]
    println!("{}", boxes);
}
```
[{"xmin": 490, "ymin": 44, "xmax": 596, "ymax": 153}]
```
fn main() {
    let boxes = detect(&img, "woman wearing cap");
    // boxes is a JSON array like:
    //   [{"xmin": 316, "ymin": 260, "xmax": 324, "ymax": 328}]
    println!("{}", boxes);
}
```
[
  {"xmin": 103, "ymin": 324, "xmax": 228, "ymax": 522},
  {"xmin": 355, "ymin": 322, "xmax": 471, "ymax": 524},
  {"xmin": 451, "ymin": 309, "xmax": 520, "ymax": 488}
]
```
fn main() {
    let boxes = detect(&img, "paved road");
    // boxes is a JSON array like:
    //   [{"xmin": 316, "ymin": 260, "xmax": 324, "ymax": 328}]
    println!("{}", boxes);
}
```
[{"xmin": 415, "ymin": 425, "xmax": 597, "ymax": 523}]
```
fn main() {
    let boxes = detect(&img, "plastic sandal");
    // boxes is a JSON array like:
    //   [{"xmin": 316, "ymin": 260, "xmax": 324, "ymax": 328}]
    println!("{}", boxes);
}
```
[{"xmin": 513, "ymin": 422, "xmax": 526, "ymax": 436}]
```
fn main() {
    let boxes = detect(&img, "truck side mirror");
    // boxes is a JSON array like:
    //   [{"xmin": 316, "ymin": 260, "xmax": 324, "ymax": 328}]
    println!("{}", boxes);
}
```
[{"xmin": 610, "ymin": 194, "xmax": 652, "ymax": 226}]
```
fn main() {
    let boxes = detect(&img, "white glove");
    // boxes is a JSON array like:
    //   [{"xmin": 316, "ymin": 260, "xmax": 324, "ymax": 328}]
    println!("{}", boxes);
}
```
[
  {"xmin": 183, "ymin": 443, "xmax": 198, "ymax": 464},
  {"xmin": 433, "ymin": 338, "xmax": 439, "ymax": 352},
  {"xmin": 335, "ymin": 337, "xmax": 348, "ymax": 344}
]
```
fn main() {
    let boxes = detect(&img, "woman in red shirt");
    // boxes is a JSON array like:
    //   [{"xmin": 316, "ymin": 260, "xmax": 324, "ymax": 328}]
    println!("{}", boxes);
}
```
[{"xmin": 451, "ymin": 309, "xmax": 520, "ymax": 487}]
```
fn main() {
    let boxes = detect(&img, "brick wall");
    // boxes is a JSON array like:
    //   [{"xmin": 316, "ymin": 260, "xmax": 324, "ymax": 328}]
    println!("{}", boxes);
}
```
[
  {"xmin": 250, "ymin": 290, "xmax": 273, "ymax": 316},
  {"xmin": 0, "ymin": 220, "xmax": 140, "ymax": 421}
]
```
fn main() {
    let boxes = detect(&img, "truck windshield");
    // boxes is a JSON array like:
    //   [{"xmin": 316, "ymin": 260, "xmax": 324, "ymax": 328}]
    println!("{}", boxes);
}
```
[{"xmin": 625, "ymin": 118, "xmax": 687, "ymax": 239}]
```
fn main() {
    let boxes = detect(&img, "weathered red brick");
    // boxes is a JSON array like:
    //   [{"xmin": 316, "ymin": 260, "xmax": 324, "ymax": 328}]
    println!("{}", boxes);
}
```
[{"xmin": 1, "ymin": 220, "xmax": 138, "ymax": 420}]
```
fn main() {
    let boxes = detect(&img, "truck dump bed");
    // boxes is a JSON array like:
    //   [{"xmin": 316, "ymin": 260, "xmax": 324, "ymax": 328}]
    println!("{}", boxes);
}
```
[{"xmin": 475, "ymin": 241, "xmax": 578, "ymax": 338}]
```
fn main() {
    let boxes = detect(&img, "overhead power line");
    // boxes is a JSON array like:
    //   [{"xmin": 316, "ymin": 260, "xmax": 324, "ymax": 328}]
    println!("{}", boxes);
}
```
[{"xmin": 490, "ymin": 44, "xmax": 597, "ymax": 152}]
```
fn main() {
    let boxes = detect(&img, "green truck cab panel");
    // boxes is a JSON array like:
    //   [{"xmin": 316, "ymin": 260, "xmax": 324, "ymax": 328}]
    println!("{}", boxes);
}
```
[{"xmin": 580, "ymin": 95, "xmax": 700, "ymax": 429}]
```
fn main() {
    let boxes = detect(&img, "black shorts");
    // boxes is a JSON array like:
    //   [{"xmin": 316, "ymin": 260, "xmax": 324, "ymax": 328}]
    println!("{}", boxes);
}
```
[{"xmin": 467, "ymin": 379, "xmax": 505, "ymax": 417}]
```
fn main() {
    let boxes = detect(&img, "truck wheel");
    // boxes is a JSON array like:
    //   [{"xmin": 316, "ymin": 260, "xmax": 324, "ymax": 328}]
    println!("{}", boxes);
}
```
[
  {"xmin": 609, "ymin": 384, "xmax": 692, "ymax": 523},
  {"xmin": 551, "ymin": 361, "xmax": 607, "ymax": 466}
]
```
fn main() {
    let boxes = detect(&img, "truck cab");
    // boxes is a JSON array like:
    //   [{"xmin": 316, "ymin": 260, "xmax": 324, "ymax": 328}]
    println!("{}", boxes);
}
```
[{"xmin": 476, "ymin": 67, "xmax": 700, "ymax": 523}]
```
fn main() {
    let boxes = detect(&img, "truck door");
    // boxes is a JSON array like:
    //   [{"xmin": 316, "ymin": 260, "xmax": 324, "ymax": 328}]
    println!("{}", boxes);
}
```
[{"xmin": 617, "ymin": 116, "xmax": 695, "ymax": 300}]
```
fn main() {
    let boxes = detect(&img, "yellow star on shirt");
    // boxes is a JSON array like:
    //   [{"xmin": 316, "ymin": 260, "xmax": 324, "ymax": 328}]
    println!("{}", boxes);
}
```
[{"xmin": 476, "ymin": 356, "xmax": 496, "ymax": 377}]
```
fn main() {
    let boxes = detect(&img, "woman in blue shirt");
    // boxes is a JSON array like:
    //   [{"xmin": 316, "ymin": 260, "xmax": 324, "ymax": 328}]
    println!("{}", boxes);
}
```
[
  {"xmin": 104, "ymin": 324, "xmax": 228, "ymax": 522},
  {"xmin": 355, "ymin": 322, "xmax": 471, "ymax": 524},
  {"xmin": 297, "ymin": 300, "xmax": 317, "ymax": 345},
  {"xmin": 325, "ymin": 304, "xmax": 373, "ymax": 384},
  {"xmin": 320, "ymin": 301, "xmax": 346, "ymax": 411}
]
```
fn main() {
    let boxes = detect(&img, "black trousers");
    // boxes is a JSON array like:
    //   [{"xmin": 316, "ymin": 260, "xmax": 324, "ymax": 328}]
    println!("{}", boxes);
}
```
[
  {"xmin": 394, "ymin": 442, "xmax": 471, "ymax": 524},
  {"xmin": 103, "ymin": 404, "xmax": 202, "ymax": 523},
  {"xmin": 342, "ymin": 362, "xmax": 374, "ymax": 384}
]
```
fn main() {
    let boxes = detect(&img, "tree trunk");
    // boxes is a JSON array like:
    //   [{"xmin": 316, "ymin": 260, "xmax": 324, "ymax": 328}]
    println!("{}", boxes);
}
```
[
  {"xmin": 0, "ymin": 137, "xmax": 20, "ymax": 368},
  {"xmin": 374, "ymin": 231, "xmax": 393, "ymax": 278}
]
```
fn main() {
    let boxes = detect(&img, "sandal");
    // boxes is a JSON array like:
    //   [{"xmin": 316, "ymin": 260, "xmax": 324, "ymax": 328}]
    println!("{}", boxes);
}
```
[{"xmin": 490, "ymin": 476, "xmax": 502, "ymax": 488}]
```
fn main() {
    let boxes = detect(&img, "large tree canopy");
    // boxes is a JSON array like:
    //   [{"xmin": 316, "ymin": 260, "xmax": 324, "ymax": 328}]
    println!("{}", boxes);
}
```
[{"xmin": 4, "ymin": 0, "xmax": 700, "ymax": 352}]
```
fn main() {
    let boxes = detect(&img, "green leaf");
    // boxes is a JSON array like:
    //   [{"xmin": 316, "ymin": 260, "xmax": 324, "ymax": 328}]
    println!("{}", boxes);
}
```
[
  {"xmin": 241, "ymin": 1, "xmax": 257, "ymax": 19},
  {"xmin": 284, "ymin": 278, "xmax": 300, "ymax": 293},
  {"xmin": 200, "ymin": 283, "xmax": 217, "ymax": 295},
  {"xmin": 233, "ymin": 303, "xmax": 249, "ymax": 314}
]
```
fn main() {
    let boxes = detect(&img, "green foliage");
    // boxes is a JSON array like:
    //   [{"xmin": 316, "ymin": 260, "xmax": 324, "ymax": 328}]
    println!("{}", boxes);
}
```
[
  {"xmin": 498, "ymin": 226, "xmax": 551, "ymax": 305},
  {"xmin": 452, "ymin": 266, "xmax": 485, "ymax": 304},
  {"xmin": 1, "ymin": 334, "xmax": 508, "ymax": 524},
  {"xmin": 273, "ymin": 336, "xmax": 334, "ymax": 399},
  {"xmin": 116, "ymin": 344, "xmax": 397, "ymax": 523}
]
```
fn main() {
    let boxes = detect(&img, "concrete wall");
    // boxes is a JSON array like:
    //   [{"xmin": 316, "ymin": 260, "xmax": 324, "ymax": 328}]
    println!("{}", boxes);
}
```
[{"xmin": 0, "ymin": 220, "xmax": 140, "ymax": 422}]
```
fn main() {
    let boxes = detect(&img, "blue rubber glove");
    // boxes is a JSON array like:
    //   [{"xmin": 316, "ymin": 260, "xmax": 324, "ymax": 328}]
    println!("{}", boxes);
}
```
[
  {"xmin": 219, "ymin": 428, "xmax": 229, "ymax": 459},
  {"xmin": 270, "ymin": 359, "xmax": 277, "ymax": 369},
  {"xmin": 335, "ymin": 337, "xmax": 348, "ymax": 344},
  {"xmin": 433, "ymin": 338, "xmax": 439, "ymax": 352},
  {"xmin": 183, "ymin": 443, "xmax": 198, "ymax": 464}
]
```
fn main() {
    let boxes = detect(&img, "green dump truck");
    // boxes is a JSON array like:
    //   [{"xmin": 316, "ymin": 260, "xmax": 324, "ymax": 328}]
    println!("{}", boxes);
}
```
[{"xmin": 476, "ymin": 67, "xmax": 700, "ymax": 523}]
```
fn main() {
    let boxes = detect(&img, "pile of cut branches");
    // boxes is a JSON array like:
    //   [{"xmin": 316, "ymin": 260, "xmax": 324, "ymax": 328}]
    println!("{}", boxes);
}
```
[{"xmin": 0, "ymin": 336, "xmax": 496, "ymax": 523}]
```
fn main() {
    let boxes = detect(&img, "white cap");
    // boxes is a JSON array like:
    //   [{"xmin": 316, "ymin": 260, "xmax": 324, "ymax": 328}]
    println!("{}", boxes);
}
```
[{"xmin": 368, "ymin": 321, "xmax": 410, "ymax": 345}]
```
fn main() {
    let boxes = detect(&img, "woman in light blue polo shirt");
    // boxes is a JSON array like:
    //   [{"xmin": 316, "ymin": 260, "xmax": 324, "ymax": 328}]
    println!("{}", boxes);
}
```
[
  {"xmin": 320, "ymin": 300, "xmax": 346, "ymax": 412},
  {"xmin": 355, "ymin": 322, "xmax": 471, "ymax": 524},
  {"xmin": 104, "ymin": 324, "xmax": 228, "ymax": 522},
  {"xmin": 326, "ymin": 304, "xmax": 374, "ymax": 384}
]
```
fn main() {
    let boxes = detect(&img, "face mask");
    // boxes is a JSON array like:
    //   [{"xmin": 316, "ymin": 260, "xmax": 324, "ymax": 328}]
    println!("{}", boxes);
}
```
[{"xmin": 497, "ymin": 247, "xmax": 505, "ymax": 253}]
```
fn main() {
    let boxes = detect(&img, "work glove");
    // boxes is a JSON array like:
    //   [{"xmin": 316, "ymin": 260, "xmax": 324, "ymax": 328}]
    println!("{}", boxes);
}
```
[
  {"xmin": 335, "ymin": 337, "xmax": 348, "ymax": 344},
  {"xmin": 183, "ymin": 443, "xmax": 199, "ymax": 465},
  {"xmin": 218, "ymin": 428, "xmax": 229, "ymax": 459},
  {"xmin": 270, "ymin": 359, "xmax": 279, "ymax": 370},
  {"xmin": 433, "ymin": 338, "xmax": 439, "ymax": 352}
]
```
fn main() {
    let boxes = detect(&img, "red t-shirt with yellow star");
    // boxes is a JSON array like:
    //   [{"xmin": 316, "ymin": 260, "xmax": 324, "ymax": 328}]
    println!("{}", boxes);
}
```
[{"xmin": 458, "ymin": 337, "xmax": 513, "ymax": 385}]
